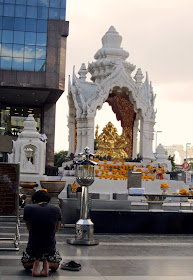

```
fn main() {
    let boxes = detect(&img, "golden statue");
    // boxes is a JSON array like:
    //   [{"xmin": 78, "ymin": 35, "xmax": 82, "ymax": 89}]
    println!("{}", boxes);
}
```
[{"xmin": 95, "ymin": 122, "xmax": 128, "ymax": 158}]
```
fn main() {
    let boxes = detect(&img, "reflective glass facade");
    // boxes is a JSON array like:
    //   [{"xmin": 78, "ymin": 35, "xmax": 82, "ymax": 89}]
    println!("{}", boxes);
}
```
[
  {"xmin": 0, "ymin": 105, "xmax": 41, "ymax": 136},
  {"xmin": 0, "ymin": 0, "xmax": 66, "ymax": 72}
]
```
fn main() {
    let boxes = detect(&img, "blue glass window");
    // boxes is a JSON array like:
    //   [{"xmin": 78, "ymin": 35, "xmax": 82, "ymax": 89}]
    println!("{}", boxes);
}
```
[
  {"xmin": 27, "ymin": 6, "xmax": 37, "ymax": 18},
  {"xmin": 37, "ymin": 7, "xmax": 48, "ymax": 19},
  {"xmin": 36, "ymin": 46, "xmax": 46, "ymax": 59},
  {"xmin": 1, "ymin": 43, "xmax": 12, "ymax": 56},
  {"xmin": 3, "ymin": 17, "xmax": 14, "ymax": 30},
  {"xmin": 61, "ymin": 0, "xmax": 66, "ymax": 8},
  {"xmin": 24, "ymin": 45, "xmax": 35, "ymax": 58},
  {"xmin": 0, "ymin": 16, "xmax": 3, "ymax": 29},
  {"xmin": 37, "ymin": 0, "xmax": 49, "ymax": 7},
  {"xmin": 12, "ymin": 58, "xmax": 23, "ymax": 70},
  {"xmin": 4, "ymin": 4, "xmax": 15, "ymax": 16},
  {"xmin": 2, "ymin": 30, "xmax": 13, "ymax": 43},
  {"xmin": 13, "ymin": 44, "xmax": 24, "ymax": 57},
  {"xmin": 25, "ymin": 32, "xmax": 36, "ymax": 45},
  {"xmin": 14, "ymin": 18, "xmax": 25, "ymax": 31},
  {"xmin": 1, "ymin": 57, "xmax": 12, "ymax": 70},
  {"xmin": 50, "ymin": 0, "xmax": 60, "ymax": 8},
  {"xmin": 16, "ymin": 0, "xmax": 26, "ymax": 4},
  {"xmin": 5, "ymin": 0, "xmax": 15, "ymax": 3},
  {"xmin": 0, "ymin": 0, "xmax": 66, "ymax": 72},
  {"xmin": 13, "ymin": 31, "xmax": 24, "ymax": 44},
  {"xmin": 49, "ymin": 8, "xmax": 60, "ymax": 19},
  {"xmin": 24, "ymin": 58, "xmax": 35, "ymax": 71},
  {"xmin": 35, "ymin": 59, "xmax": 45, "ymax": 71},
  {"xmin": 26, "ymin": 19, "xmax": 36, "ymax": 32},
  {"xmin": 60, "ymin": 9, "xmax": 65, "ymax": 20},
  {"xmin": 36, "ymin": 32, "xmax": 46, "ymax": 46},
  {"xmin": 27, "ymin": 0, "xmax": 37, "ymax": 5},
  {"xmin": 37, "ymin": 19, "xmax": 47, "ymax": 32},
  {"xmin": 15, "ymin": 5, "xmax": 26, "ymax": 17},
  {"xmin": 0, "ymin": 4, "xmax": 3, "ymax": 16}
]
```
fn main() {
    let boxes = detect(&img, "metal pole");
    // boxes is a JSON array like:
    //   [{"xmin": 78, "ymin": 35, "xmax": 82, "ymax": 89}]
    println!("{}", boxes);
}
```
[
  {"xmin": 186, "ymin": 143, "xmax": 187, "ymax": 162},
  {"xmin": 186, "ymin": 143, "xmax": 191, "ymax": 162},
  {"xmin": 155, "ymin": 132, "xmax": 157, "ymax": 152},
  {"xmin": 67, "ymin": 147, "xmax": 98, "ymax": 246},
  {"xmin": 80, "ymin": 186, "xmax": 89, "ymax": 220},
  {"xmin": 67, "ymin": 185, "xmax": 99, "ymax": 245}
]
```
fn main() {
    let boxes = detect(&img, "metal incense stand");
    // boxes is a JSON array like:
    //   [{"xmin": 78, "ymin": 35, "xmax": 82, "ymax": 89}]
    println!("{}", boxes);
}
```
[{"xmin": 67, "ymin": 147, "xmax": 99, "ymax": 245}]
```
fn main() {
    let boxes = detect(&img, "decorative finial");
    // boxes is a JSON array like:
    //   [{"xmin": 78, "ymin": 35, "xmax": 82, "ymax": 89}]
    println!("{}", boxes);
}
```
[
  {"xmin": 102, "ymin": 26, "xmax": 122, "ymax": 48},
  {"xmin": 78, "ymin": 63, "xmax": 88, "ymax": 81},
  {"xmin": 134, "ymin": 68, "xmax": 144, "ymax": 86}
]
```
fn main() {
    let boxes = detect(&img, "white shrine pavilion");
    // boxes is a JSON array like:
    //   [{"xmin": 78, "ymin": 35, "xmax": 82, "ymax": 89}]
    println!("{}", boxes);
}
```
[{"xmin": 68, "ymin": 26, "xmax": 157, "ymax": 162}]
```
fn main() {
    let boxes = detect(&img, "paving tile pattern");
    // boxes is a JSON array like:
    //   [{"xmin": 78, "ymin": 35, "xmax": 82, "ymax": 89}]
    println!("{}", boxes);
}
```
[{"xmin": 0, "ymin": 222, "xmax": 193, "ymax": 279}]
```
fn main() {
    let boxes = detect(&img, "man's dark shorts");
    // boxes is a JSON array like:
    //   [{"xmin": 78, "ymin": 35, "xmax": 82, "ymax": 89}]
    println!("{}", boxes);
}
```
[{"xmin": 21, "ymin": 250, "xmax": 62, "ymax": 265}]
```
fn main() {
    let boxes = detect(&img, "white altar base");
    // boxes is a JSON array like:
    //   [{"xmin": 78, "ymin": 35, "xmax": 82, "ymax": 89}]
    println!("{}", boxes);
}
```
[
  {"xmin": 60, "ymin": 158, "xmax": 188, "ymax": 200},
  {"xmin": 59, "ymin": 175, "xmax": 189, "ymax": 201}
]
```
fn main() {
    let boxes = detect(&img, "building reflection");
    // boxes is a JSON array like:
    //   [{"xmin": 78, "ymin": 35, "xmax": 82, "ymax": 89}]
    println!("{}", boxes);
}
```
[
  {"xmin": 0, "ymin": 106, "xmax": 41, "ymax": 136},
  {"xmin": 0, "ymin": 0, "xmax": 66, "ymax": 71}
]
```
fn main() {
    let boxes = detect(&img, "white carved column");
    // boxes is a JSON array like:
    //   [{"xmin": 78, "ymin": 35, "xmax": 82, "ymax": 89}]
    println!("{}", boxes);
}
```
[
  {"xmin": 81, "ymin": 125, "xmax": 87, "ymax": 152},
  {"xmin": 75, "ymin": 118, "xmax": 82, "ymax": 155},
  {"xmin": 132, "ymin": 119, "xmax": 139, "ymax": 159},
  {"xmin": 139, "ymin": 119, "xmax": 143, "ymax": 158},
  {"xmin": 87, "ymin": 117, "xmax": 94, "ymax": 153},
  {"xmin": 68, "ymin": 119, "xmax": 75, "ymax": 155},
  {"xmin": 140, "ymin": 119, "xmax": 155, "ymax": 161},
  {"xmin": 67, "ymin": 93, "xmax": 76, "ymax": 155}
]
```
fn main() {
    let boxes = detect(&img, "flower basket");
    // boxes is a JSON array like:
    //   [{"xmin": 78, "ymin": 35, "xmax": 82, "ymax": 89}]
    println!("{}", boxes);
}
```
[{"xmin": 160, "ymin": 182, "xmax": 169, "ymax": 194}]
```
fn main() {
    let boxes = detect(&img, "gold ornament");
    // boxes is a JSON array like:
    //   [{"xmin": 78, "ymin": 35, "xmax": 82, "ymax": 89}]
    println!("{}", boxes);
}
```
[{"xmin": 95, "ymin": 122, "xmax": 128, "ymax": 158}]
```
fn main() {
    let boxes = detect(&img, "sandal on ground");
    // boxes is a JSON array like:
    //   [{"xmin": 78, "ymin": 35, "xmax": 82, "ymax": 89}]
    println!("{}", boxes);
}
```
[{"xmin": 60, "ymin": 260, "xmax": 82, "ymax": 271}]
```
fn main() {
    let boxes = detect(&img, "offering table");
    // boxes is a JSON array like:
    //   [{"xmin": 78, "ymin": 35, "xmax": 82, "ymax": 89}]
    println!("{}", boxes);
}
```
[{"xmin": 129, "ymin": 194, "xmax": 193, "ymax": 211}]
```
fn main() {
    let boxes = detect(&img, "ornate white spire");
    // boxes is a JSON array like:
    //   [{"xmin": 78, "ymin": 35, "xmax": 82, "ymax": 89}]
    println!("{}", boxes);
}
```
[
  {"xmin": 149, "ymin": 81, "xmax": 156, "ymax": 107},
  {"xmin": 78, "ymin": 63, "xmax": 88, "ymax": 81},
  {"xmin": 134, "ymin": 68, "xmax": 144, "ymax": 86},
  {"xmin": 18, "ymin": 114, "xmax": 40, "ymax": 139},
  {"xmin": 102, "ymin": 26, "xmax": 122, "ymax": 48},
  {"xmin": 88, "ymin": 26, "xmax": 135, "ymax": 83},
  {"xmin": 94, "ymin": 26, "xmax": 129, "ymax": 60}
]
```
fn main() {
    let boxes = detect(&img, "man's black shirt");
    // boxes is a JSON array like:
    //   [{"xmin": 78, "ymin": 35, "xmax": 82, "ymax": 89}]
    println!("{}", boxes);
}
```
[{"xmin": 23, "ymin": 203, "xmax": 61, "ymax": 256}]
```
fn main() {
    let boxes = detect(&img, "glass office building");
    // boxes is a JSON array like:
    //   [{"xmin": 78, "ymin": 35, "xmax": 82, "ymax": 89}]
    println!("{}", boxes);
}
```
[
  {"xmin": 0, "ymin": 0, "xmax": 69, "ymax": 164},
  {"xmin": 0, "ymin": 0, "xmax": 66, "ymax": 71}
]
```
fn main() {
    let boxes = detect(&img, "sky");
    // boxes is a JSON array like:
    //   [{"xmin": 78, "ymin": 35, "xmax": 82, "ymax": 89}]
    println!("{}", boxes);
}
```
[{"xmin": 55, "ymin": 0, "xmax": 193, "ymax": 153}]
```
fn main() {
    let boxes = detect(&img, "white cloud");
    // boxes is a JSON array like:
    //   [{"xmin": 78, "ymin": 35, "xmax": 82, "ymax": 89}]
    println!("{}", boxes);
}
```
[{"xmin": 0, "ymin": 44, "xmax": 46, "ymax": 61}]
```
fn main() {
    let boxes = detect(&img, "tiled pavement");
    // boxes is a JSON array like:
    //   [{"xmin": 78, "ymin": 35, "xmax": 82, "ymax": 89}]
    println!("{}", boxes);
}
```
[{"xmin": 1, "ymin": 221, "xmax": 193, "ymax": 279}]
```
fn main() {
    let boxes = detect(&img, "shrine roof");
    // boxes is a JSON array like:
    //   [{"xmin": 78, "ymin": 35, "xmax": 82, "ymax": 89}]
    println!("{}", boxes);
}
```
[{"xmin": 77, "ymin": 81, "xmax": 97, "ymax": 103}]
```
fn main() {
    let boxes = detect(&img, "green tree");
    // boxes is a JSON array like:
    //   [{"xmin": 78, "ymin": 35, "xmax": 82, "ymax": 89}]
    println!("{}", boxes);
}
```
[
  {"xmin": 168, "ymin": 154, "xmax": 176, "ymax": 171},
  {"xmin": 94, "ymin": 139, "xmax": 98, "ymax": 151},
  {"xmin": 54, "ymin": 150, "xmax": 68, "ymax": 167}
]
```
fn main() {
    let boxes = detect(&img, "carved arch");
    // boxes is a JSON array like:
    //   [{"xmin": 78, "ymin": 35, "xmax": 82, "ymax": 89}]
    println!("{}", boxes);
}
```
[{"xmin": 86, "ymin": 62, "xmax": 148, "ymax": 119}]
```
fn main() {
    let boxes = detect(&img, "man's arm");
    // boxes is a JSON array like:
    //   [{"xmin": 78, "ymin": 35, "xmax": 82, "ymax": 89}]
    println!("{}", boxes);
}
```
[
  {"xmin": 55, "ymin": 221, "xmax": 61, "ymax": 232},
  {"xmin": 25, "ymin": 221, "xmax": 29, "ymax": 231}
]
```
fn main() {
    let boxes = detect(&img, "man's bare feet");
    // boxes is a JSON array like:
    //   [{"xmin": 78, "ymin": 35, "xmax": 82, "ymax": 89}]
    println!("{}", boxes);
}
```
[
  {"xmin": 41, "ymin": 260, "xmax": 49, "ymax": 277},
  {"xmin": 32, "ymin": 260, "xmax": 41, "ymax": 277}
]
